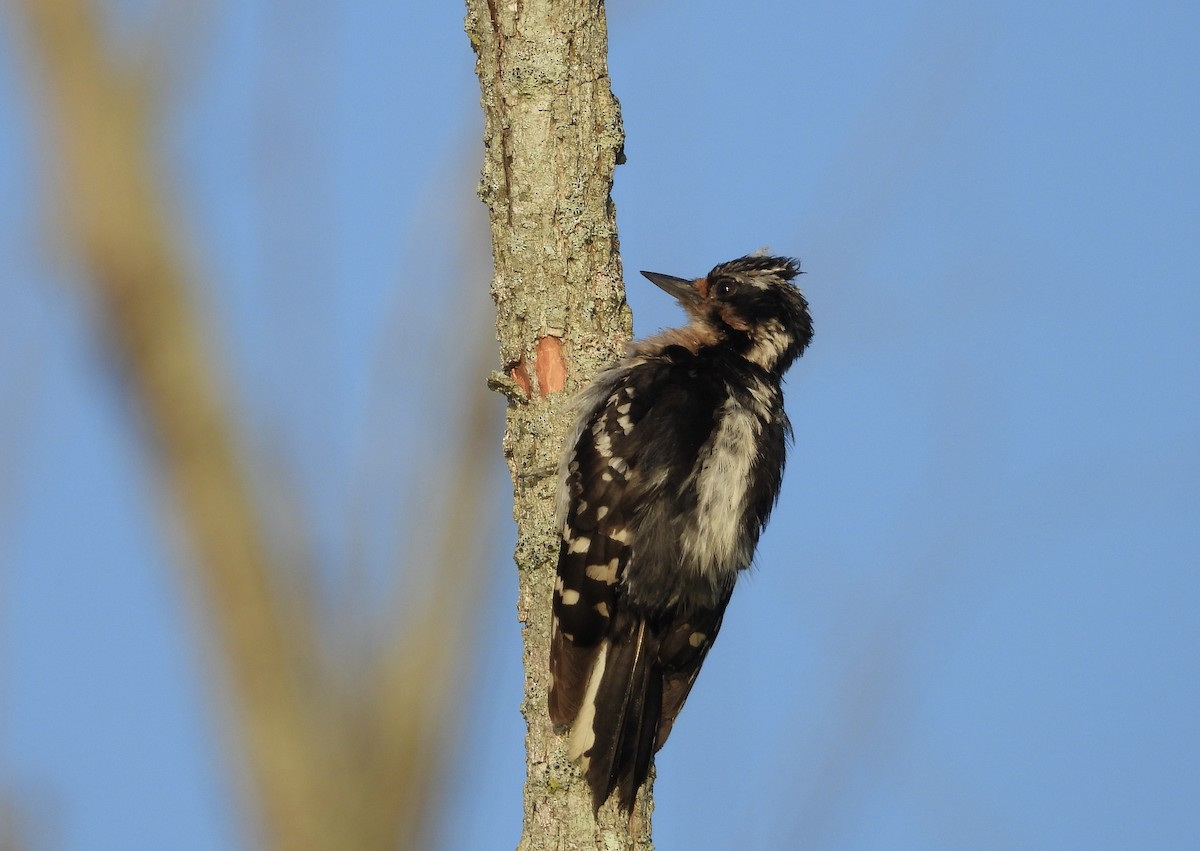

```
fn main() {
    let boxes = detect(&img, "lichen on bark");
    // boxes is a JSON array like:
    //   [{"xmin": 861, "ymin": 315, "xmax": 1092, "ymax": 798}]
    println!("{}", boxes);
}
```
[{"xmin": 465, "ymin": 0, "xmax": 654, "ymax": 847}]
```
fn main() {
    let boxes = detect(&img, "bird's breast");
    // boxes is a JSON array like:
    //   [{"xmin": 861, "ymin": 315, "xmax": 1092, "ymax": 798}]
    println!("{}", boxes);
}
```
[{"xmin": 681, "ymin": 395, "xmax": 770, "ymax": 580}]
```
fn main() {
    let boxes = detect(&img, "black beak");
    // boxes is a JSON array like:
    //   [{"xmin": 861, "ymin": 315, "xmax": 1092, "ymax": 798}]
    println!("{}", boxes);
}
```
[{"xmin": 640, "ymin": 270, "xmax": 700, "ymax": 304}]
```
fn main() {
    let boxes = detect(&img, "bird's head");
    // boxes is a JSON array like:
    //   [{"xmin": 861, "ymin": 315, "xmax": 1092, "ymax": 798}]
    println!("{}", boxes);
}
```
[{"xmin": 641, "ymin": 255, "xmax": 813, "ymax": 376}]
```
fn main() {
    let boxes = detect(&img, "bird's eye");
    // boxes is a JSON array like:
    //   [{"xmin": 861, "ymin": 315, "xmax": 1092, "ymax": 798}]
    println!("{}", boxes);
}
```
[{"xmin": 713, "ymin": 279, "xmax": 737, "ymax": 298}]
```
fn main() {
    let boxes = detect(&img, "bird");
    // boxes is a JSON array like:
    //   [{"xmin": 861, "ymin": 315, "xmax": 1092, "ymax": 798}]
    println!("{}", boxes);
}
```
[{"xmin": 549, "ymin": 253, "xmax": 813, "ymax": 812}]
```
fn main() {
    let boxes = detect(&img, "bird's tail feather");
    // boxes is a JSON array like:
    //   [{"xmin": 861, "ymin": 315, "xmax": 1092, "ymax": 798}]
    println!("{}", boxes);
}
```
[{"xmin": 576, "ymin": 620, "xmax": 663, "ymax": 812}]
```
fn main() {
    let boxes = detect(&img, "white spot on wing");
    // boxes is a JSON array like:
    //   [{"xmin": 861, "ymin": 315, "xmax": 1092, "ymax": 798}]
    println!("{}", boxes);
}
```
[
  {"xmin": 561, "ymin": 589, "xmax": 581, "ymax": 605},
  {"xmin": 557, "ymin": 363, "xmax": 637, "ymax": 527},
  {"xmin": 592, "ymin": 427, "xmax": 613, "ymax": 458},
  {"xmin": 585, "ymin": 558, "xmax": 619, "ymax": 583}
]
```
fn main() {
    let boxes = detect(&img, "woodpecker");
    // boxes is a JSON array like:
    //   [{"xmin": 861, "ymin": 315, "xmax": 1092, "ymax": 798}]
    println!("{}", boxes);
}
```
[{"xmin": 549, "ymin": 254, "xmax": 813, "ymax": 812}]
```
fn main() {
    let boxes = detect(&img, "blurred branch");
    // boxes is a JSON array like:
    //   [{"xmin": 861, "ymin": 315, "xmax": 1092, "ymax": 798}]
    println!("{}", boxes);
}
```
[
  {"xmin": 0, "ymin": 795, "xmax": 29, "ymax": 851},
  {"xmin": 0, "ymin": 341, "xmax": 42, "ymax": 851},
  {"xmin": 17, "ymin": 0, "xmax": 326, "ymax": 846},
  {"xmin": 375, "ymin": 329, "xmax": 498, "ymax": 849},
  {"xmin": 16, "ymin": 1, "xmax": 495, "ymax": 849}
]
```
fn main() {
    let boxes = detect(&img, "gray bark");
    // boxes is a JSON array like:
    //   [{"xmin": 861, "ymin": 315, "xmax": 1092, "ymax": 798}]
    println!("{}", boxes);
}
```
[{"xmin": 465, "ymin": 0, "xmax": 655, "ymax": 847}]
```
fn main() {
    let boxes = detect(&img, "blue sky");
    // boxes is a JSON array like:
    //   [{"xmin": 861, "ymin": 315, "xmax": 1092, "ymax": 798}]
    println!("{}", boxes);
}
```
[{"xmin": 2, "ymin": 1, "xmax": 1198, "ymax": 849}]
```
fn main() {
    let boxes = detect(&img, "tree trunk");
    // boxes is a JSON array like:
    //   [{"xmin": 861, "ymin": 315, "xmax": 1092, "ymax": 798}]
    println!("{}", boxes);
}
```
[{"xmin": 464, "ymin": 0, "xmax": 653, "ymax": 847}]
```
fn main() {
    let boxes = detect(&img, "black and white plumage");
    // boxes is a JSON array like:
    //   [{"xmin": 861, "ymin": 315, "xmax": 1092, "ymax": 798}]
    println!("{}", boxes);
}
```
[{"xmin": 549, "ymin": 254, "xmax": 813, "ymax": 812}]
